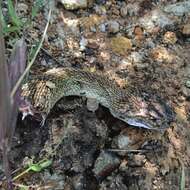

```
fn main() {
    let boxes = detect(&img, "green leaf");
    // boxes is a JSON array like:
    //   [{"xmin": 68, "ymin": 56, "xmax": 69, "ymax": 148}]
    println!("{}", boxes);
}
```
[
  {"xmin": 3, "ymin": 25, "xmax": 20, "ymax": 33},
  {"xmin": 7, "ymin": 0, "xmax": 22, "ymax": 27},
  {"xmin": 39, "ymin": 159, "xmax": 52, "ymax": 169},
  {"xmin": 19, "ymin": 185, "xmax": 29, "ymax": 190},
  {"xmin": 29, "ymin": 164, "xmax": 42, "ymax": 172},
  {"xmin": 28, "ymin": 42, "xmax": 40, "ymax": 61},
  {"xmin": 29, "ymin": 159, "xmax": 52, "ymax": 172}
]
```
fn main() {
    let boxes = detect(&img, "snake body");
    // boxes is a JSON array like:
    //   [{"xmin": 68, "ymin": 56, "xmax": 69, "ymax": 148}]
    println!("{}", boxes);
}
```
[{"xmin": 20, "ymin": 67, "xmax": 174, "ymax": 130}]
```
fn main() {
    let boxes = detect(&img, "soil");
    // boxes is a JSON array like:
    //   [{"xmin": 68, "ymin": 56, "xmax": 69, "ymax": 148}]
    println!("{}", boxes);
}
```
[{"xmin": 1, "ymin": 0, "xmax": 190, "ymax": 189}]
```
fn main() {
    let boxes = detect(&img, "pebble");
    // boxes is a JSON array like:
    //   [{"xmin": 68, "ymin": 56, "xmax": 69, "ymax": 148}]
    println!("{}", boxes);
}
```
[
  {"xmin": 116, "ymin": 134, "xmax": 131, "ymax": 149},
  {"xmin": 17, "ymin": 3, "xmax": 28, "ymax": 15},
  {"xmin": 72, "ymin": 174, "xmax": 86, "ymax": 190},
  {"xmin": 120, "ymin": 5, "xmax": 128, "ymax": 17},
  {"xmin": 99, "ymin": 174, "xmax": 127, "ymax": 190},
  {"xmin": 144, "ymin": 38, "xmax": 156, "ymax": 49},
  {"xmin": 134, "ymin": 26, "xmax": 144, "ymax": 40},
  {"xmin": 90, "ymin": 26, "xmax": 97, "ymax": 32},
  {"xmin": 185, "ymin": 80, "xmax": 190, "ymax": 88},
  {"xmin": 110, "ymin": 36, "xmax": 132, "ymax": 55},
  {"xmin": 126, "ymin": 3, "xmax": 140, "ymax": 16},
  {"xmin": 79, "ymin": 36, "xmax": 88, "ymax": 51},
  {"xmin": 151, "ymin": 46, "xmax": 173, "ymax": 63},
  {"xmin": 94, "ymin": 5, "xmax": 107, "ymax": 15},
  {"xmin": 107, "ymin": 20, "xmax": 120, "ymax": 33},
  {"xmin": 86, "ymin": 98, "xmax": 99, "ymax": 112},
  {"xmin": 163, "ymin": 31, "xmax": 177, "ymax": 44},
  {"xmin": 43, "ymin": 172, "xmax": 65, "ymax": 189},
  {"xmin": 99, "ymin": 23, "xmax": 106, "ymax": 32},
  {"xmin": 128, "ymin": 154, "xmax": 146, "ymax": 167},
  {"xmin": 163, "ymin": 1, "xmax": 190, "ymax": 16},
  {"xmin": 93, "ymin": 151, "xmax": 120, "ymax": 179},
  {"xmin": 130, "ymin": 51, "xmax": 144, "ymax": 64},
  {"xmin": 182, "ymin": 24, "xmax": 190, "ymax": 35},
  {"xmin": 139, "ymin": 10, "xmax": 174, "ymax": 31},
  {"xmin": 60, "ymin": 0, "xmax": 87, "ymax": 10}
]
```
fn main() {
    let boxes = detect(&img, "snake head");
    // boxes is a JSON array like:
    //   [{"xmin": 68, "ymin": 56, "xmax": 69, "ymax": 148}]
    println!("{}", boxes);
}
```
[
  {"xmin": 20, "ymin": 80, "xmax": 52, "ymax": 125},
  {"xmin": 112, "ymin": 92, "xmax": 175, "ymax": 130},
  {"xmin": 19, "ymin": 98, "xmax": 34, "ymax": 120}
]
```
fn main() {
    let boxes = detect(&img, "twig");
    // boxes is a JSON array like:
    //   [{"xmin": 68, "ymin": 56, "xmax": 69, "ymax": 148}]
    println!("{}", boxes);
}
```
[
  {"xmin": 107, "ymin": 149, "xmax": 148, "ymax": 153},
  {"xmin": 10, "ymin": 8, "xmax": 52, "ymax": 99}
]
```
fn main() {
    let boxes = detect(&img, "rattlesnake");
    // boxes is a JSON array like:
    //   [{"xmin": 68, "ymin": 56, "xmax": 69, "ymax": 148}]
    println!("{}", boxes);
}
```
[{"xmin": 20, "ymin": 67, "xmax": 174, "ymax": 130}]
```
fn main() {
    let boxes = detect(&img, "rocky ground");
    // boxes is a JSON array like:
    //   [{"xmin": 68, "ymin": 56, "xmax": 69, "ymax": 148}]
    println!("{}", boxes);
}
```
[{"xmin": 1, "ymin": 0, "xmax": 190, "ymax": 189}]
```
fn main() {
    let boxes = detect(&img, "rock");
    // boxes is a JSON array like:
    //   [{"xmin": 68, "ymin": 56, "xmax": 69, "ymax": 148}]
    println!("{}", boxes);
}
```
[
  {"xmin": 72, "ymin": 174, "xmax": 86, "ymax": 190},
  {"xmin": 126, "ymin": 3, "xmax": 140, "ymax": 16},
  {"xmin": 93, "ymin": 151, "xmax": 120, "ymax": 179},
  {"xmin": 79, "ymin": 36, "xmax": 88, "ymax": 51},
  {"xmin": 94, "ymin": 5, "xmax": 107, "ymax": 15},
  {"xmin": 86, "ymin": 98, "xmax": 99, "ymax": 112},
  {"xmin": 80, "ymin": 15, "xmax": 105, "ymax": 31},
  {"xmin": 99, "ymin": 174, "xmax": 127, "ymax": 190},
  {"xmin": 62, "ymin": 18, "xmax": 80, "ymax": 35},
  {"xmin": 163, "ymin": 1, "xmax": 190, "ymax": 16},
  {"xmin": 96, "ymin": 0, "xmax": 106, "ymax": 4},
  {"xmin": 43, "ymin": 172, "xmax": 66, "ymax": 189},
  {"xmin": 90, "ymin": 26, "xmax": 96, "ymax": 32},
  {"xmin": 112, "ymin": 7, "xmax": 120, "ymax": 17},
  {"xmin": 17, "ymin": 3, "xmax": 28, "ymax": 15},
  {"xmin": 129, "ymin": 51, "xmax": 144, "ymax": 64},
  {"xmin": 139, "ymin": 10, "xmax": 174, "ymax": 31},
  {"xmin": 134, "ymin": 26, "xmax": 144, "ymax": 40},
  {"xmin": 87, "ymin": 41, "xmax": 99, "ymax": 49},
  {"xmin": 61, "ymin": 0, "xmax": 87, "ymax": 10},
  {"xmin": 110, "ymin": 36, "xmax": 132, "ymax": 55},
  {"xmin": 185, "ymin": 80, "xmax": 190, "ymax": 88},
  {"xmin": 120, "ymin": 5, "xmax": 128, "ymax": 17},
  {"xmin": 163, "ymin": 31, "xmax": 177, "ymax": 44},
  {"xmin": 144, "ymin": 38, "xmax": 156, "ymax": 49},
  {"xmin": 182, "ymin": 24, "xmax": 190, "ymax": 35},
  {"xmin": 107, "ymin": 20, "xmax": 120, "ymax": 33},
  {"xmin": 151, "ymin": 46, "xmax": 174, "ymax": 63},
  {"xmin": 128, "ymin": 154, "xmax": 146, "ymax": 167},
  {"xmin": 114, "ymin": 134, "xmax": 131, "ymax": 149},
  {"xmin": 99, "ymin": 23, "xmax": 106, "ymax": 32}
]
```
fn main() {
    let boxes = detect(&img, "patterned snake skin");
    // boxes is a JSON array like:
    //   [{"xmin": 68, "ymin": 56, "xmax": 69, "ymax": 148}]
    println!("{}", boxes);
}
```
[{"xmin": 20, "ymin": 67, "xmax": 174, "ymax": 130}]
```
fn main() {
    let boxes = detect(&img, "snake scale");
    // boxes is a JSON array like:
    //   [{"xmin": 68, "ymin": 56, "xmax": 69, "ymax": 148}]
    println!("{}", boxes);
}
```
[{"xmin": 20, "ymin": 67, "xmax": 174, "ymax": 130}]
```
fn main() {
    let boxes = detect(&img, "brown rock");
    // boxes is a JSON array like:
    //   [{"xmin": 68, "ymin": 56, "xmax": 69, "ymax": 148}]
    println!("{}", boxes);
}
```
[
  {"xmin": 134, "ymin": 26, "xmax": 144, "ymax": 38},
  {"xmin": 163, "ymin": 31, "xmax": 177, "ymax": 44},
  {"xmin": 110, "ymin": 36, "xmax": 132, "ymax": 55},
  {"xmin": 134, "ymin": 26, "xmax": 144, "ymax": 46},
  {"xmin": 182, "ymin": 24, "xmax": 190, "ymax": 35},
  {"xmin": 151, "ymin": 46, "xmax": 174, "ymax": 63},
  {"xmin": 79, "ymin": 15, "xmax": 106, "ymax": 30}
]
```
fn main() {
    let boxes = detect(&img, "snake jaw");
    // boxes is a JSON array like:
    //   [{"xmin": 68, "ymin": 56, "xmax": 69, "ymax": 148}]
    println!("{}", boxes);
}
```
[
  {"xmin": 19, "ymin": 97, "xmax": 46, "ymax": 123},
  {"xmin": 19, "ymin": 99, "xmax": 34, "ymax": 120}
]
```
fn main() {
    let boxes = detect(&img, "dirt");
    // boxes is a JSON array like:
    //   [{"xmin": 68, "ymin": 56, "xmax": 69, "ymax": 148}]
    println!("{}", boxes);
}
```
[{"xmin": 1, "ymin": 0, "xmax": 190, "ymax": 189}]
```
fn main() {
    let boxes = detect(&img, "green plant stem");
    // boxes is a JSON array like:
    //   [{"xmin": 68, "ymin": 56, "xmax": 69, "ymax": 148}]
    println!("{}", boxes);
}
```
[{"xmin": 10, "ymin": 8, "xmax": 52, "ymax": 99}]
